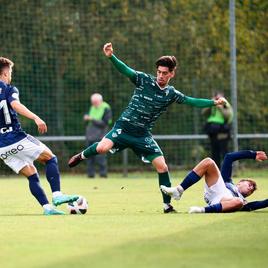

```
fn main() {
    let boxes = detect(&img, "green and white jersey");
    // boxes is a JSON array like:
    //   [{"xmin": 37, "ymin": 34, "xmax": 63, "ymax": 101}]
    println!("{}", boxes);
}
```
[
  {"xmin": 109, "ymin": 54, "xmax": 214, "ymax": 134},
  {"xmin": 118, "ymin": 71, "xmax": 185, "ymax": 131}
]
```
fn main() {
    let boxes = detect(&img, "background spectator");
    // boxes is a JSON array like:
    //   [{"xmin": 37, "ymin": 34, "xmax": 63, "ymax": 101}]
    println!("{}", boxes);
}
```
[
  {"xmin": 202, "ymin": 92, "xmax": 233, "ymax": 168},
  {"xmin": 84, "ymin": 93, "xmax": 112, "ymax": 178}
]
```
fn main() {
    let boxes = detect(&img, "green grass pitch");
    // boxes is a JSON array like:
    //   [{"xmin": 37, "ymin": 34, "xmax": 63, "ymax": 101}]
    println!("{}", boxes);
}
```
[{"xmin": 0, "ymin": 171, "xmax": 268, "ymax": 268}]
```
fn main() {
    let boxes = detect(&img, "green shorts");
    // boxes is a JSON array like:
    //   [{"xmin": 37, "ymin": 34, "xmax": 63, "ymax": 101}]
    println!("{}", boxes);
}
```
[{"xmin": 105, "ymin": 122, "xmax": 163, "ymax": 163}]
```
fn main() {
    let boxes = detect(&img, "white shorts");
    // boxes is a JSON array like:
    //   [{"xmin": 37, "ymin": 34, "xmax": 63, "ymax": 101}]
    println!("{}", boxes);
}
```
[
  {"xmin": 204, "ymin": 175, "xmax": 233, "ymax": 205},
  {"xmin": 0, "ymin": 135, "xmax": 46, "ymax": 174}
]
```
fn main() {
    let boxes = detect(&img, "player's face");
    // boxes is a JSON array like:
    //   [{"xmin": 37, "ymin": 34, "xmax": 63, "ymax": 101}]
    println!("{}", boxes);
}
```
[
  {"xmin": 91, "ymin": 98, "xmax": 102, "ymax": 107},
  {"xmin": 7, "ymin": 67, "xmax": 12, "ymax": 83},
  {"xmin": 237, "ymin": 180, "xmax": 255, "ymax": 197},
  {"xmin": 156, "ymin": 66, "xmax": 175, "ymax": 88},
  {"xmin": 5, "ymin": 67, "xmax": 12, "ymax": 84},
  {"xmin": 0, "ymin": 67, "xmax": 12, "ymax": 84}
]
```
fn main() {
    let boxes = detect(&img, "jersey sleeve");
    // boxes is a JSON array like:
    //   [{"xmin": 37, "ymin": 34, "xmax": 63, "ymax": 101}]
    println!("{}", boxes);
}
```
[
  {"xmin": 183, "ymin": 96, "xmax": 214, "ymax": 107},
  {"xmin": 6, "ymin": 86, "xmax": 20, "ymax": 104},
  {"xmin": 172, "ymin": 89, "xmax": 186, "ymax": 104},
  {"xmin": 221, "ymin": 151, "xmax": 257, "ymax": 183},
  {"xmin": 241, "ymin": 199, "xmax": 268, "ymax": 211},
  {"xmin": 109, "ymin": 54, "xmax": 137, "ymax": 83}
]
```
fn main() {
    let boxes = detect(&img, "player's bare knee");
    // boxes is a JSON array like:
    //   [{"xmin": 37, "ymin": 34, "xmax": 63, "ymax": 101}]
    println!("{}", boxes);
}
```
[
  {"xmin": 96, "ymin": 139, "xmax": 113, "ymax": 154},
  {"xmin": 203, "ymin": 157, "xmax": 216, "ymax": 168},
  {"xmin": 155, "ymin": 162, "xmax": 168, "ymax": 173},
  {"xmin": 37, "ymin": 150, "xmax": 54, "ymax": 163},
  {"xmin": 96, "ymin": 144, "xmax": 109, "ymax": 154},
  {"xmin": 20, "ymin": 165, "xmax": 37, "ymax": 177},
  {"xmin": 96, "ymin": 146, "xmax": 105, "ymax": 154}
]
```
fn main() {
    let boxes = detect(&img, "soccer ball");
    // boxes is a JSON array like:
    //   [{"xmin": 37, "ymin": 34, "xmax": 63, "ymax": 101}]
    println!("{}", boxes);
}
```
[{"xmin": 67, "ymin": 196, "xmax": 88, "ymax": 214}]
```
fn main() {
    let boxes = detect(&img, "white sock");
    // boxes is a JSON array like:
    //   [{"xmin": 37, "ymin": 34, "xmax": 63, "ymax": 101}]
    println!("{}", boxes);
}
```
[
  {"xmin": 177, "ymin": 185, "xmax": 184, "ymax": 193},
  {"xmin": 81, "ymin": 151, "xmax": 86, "ymax": 159},
  {"xmin": 163, "ymin": 203, "xmax": 171, "ymax": 210},
  {"xmin": 189, "ymin": 206, "xmax": 205, "ymax": 213},
  {"xmin": 52, "ymin": 191, "xmax": 63, "ymax": 198},
  {"xmin": 43, "ymin": 204, "xmax": 53, "ymax": 210}
]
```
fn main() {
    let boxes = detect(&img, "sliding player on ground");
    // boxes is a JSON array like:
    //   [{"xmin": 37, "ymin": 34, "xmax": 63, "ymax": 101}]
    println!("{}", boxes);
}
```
[
  {"xmin": 0, "ymin": 57, "xmax": 79, "ymax": 215},
  {"xmin": 69, "ymin": 42, "xmax": 226, "ymax": 213},
  {"xmin": 161, "ymin": 150, "xmax": 268, "ymax": 213}
]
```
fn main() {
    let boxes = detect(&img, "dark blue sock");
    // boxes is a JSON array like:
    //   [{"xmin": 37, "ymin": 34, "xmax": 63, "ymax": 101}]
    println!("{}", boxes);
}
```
[
  {"xmin": 45, "ymin": 156, "xmax": 61, "ymax": 192},
  {"xmin": 205, "ymin": 203, "xmax": 222, "ymax": 213},
  {"xmin": 180, "ymin": 170, "xmax": 201, "ymax": 191},
  {"xmin": 28, "ymin": 174, "xmax": 49, "ymax": 206}
]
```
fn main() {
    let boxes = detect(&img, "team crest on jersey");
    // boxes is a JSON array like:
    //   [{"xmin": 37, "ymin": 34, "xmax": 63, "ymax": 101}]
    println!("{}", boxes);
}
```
[
  {"xmin": 145, "ymin": 137, "xmax": 153, "ymax": 143},
  {"xmin": 112, "ymin": 129, "xmax": 122, "ymax": 138},
  {"xmin": 165, "ymin": 89, "xmax": 169, "ymax": 96},
  {"xmin": 0, "ymin": 88, "xmax": 2, "ymax": 94}
]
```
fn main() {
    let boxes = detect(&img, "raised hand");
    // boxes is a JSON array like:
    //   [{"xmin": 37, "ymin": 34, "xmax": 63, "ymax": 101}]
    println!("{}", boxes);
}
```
[
  {"xmin": 34, "ymin": 117, "xmax": 47, "ymax": 134},
  {"xmin": 214, "ymin": 97, "xmax": 227, "ymax": 106},
  {"xmin": 256, "ymin": 151, "xmax": 267, "ymax": 162},
  {"xmin": 103, "ymin": 42, "xmax": 113, "ymax": 57},
  {"xmin": 83, "ymin": 114, "xmax": 91, "ymax": 121}
]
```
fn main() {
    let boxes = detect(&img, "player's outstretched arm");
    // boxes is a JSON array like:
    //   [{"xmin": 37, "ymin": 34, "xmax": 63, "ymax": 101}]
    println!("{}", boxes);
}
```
[
  {"xmin": 183, "ymin": 96, "xmax": 228, "ymax": 108},
  {"xmin": 183, "ymin": 96, "xmax": 215, "ymax": 108},
  {"xmin": 11, "ymin": 100, "xmax": 47, "ymax": 134},
  {"xmin": 240, "ymin": 199, "xmax": 268, "ymax": 211},
  {"xmin": 103, "ymin": 42, "xmax": 137, "ymax": 82},
  {"xmin": 221, "ymin": 151, "xmax": 266, "ymax": 182}
]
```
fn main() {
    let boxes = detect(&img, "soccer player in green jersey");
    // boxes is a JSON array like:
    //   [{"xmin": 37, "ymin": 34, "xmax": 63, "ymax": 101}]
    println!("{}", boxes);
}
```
[{"xmin": 69, "ymin": 42, "xmax": 226, "ymax": 213}]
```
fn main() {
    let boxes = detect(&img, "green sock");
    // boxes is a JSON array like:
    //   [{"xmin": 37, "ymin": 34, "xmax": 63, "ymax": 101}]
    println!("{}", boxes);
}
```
[
  {"xmin": 83, "ymin": 142, "xmax": 99, "ymax": 158},
  {"xmin": 158, "ymin": 172, "xmax": 171, "ymax": 204}
]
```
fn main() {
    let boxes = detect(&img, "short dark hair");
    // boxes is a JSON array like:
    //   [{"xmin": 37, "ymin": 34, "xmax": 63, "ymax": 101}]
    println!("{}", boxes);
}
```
[
  {"xmin": 155, "ymin": 56, "xmax": 177, "ymax": 72},
  {"xmin": 0, "ymin": 57, "xmax": 14, "ymax": 75}
]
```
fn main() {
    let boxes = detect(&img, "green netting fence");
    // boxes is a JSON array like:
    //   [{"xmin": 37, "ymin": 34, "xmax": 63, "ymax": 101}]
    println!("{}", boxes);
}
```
[{"xmin": 0, "ymin": 0, "xmax": 267, "ymax": 174}]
